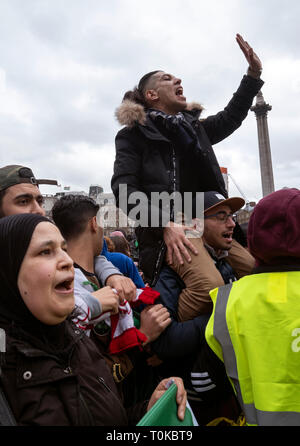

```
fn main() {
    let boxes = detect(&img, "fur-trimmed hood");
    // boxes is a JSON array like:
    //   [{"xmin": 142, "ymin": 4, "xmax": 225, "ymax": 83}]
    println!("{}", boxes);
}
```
[{"xmin": 115, "ymin": 99, "xmax": 204, "ymax": 128}]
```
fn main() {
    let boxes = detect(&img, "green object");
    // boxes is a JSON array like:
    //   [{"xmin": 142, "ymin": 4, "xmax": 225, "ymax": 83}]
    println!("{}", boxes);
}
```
[
  {"xmin": 82, "ymin": 280, "xmax": 99, "ymax": 291},
  {"xmin": 133, "ymin": 310, "xmax": 140, "ymax": 329},
  {"xmin": 137, "ymin": 383, "xmax": 197, "ymax": 426}
]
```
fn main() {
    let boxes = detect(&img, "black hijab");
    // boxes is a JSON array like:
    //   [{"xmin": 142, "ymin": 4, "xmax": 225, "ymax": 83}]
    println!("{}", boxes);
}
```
[{"xmin": 0, "ymin": 214, "xmax": 77, "ymax": 357}]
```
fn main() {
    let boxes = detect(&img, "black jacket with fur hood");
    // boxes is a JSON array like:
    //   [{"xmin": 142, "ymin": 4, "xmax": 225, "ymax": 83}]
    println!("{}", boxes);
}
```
[{"xmin": 111, "ymin": 75, "xmax": 264, "ymax": 285}]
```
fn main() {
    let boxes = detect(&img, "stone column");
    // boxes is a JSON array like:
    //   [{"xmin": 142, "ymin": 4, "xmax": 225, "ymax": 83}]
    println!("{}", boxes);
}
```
[{"xmin": 251, "ymin": 91, "xmax": 275, "ymax": 197}]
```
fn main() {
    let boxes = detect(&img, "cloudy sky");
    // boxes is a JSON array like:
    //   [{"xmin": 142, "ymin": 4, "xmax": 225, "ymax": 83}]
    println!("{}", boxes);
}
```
[{"xmin": 0, "ymin": 0, "xmax": 299, "ymax": 203}]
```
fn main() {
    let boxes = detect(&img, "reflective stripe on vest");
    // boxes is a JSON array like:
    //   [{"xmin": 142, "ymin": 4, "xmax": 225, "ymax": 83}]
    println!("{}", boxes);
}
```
[{"xmin": 214, "ymin": 283, "xmax": 300, "ymax": 426}]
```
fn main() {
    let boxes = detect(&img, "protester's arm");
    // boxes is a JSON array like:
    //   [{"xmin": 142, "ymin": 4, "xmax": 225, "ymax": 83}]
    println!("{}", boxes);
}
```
[
  {"xmin": 151, "ymin": 266, "xmax": 210, "ymax": 359},
  {"xmin": 147, "ymin": 377, "xmax": 187, "ymax": 421},
  {"xmin": 163, "ymin": 221, "xmax": 199, "ymax": 266},
  {"xmin": 94, "ymin": 255, "xmax": 122, "ymax": 284},
  {"xmin": 73, "ymin": 270, "xmax": 104, "ymax": 329},
  {"xmin": 152, "ymin": 312, "xmax": 210, "ymax": 359},
  {"xmin": 174, "ymin": 237, "xmax": 223, "ymax": 321},
  {"xmin": 112, "ymin": 253, "xmax": 146, "ymax": 288},
  {"xmin": 106, "ymin": 275, "xmax": 136, "ymax": 303},
  {"xmin": 93, "ymin": 255, "xmax": 135, "ymax": 302},
  {"xmin": 73, "ymin": 269, "xmax": 120, "ymax": 330},
  {"xmin": 126, "ymin": 377, "xmax": 186, "ymax": 425},
  {"xmin": 92, "ymin": 287, "xmax": 120, "ymax": 314},
  {"xmin": 164, "ymin": 34, "xmax": 263, "ymax": 265},
  {"xmin": 201, "ymin": 35, "xmax": 264, "ymax": 145},
  {"xmin": 236, "ymin": 33, "xmax": 262, "ymax": 79},
  {"xmin": 139, "ymin": 304, "xmax": 171, "ymax": 345},
  {"xmin": 202, "ymin": 75, "xmax": 264, "ymax": 145}
]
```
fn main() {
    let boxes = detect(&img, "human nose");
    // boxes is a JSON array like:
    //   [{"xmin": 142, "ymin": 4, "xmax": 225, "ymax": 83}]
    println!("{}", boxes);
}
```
[
  {"xmin": 226, "ymin": 215, "xmax": 236, "ymax": 227},
  {"xmin": 32, "ymin": 200, "xmax": 46, "ymax": 216},
  {"xmin": 58, "ymin": 249, "xmax": 74, "ymax": 271},
  {"xmin": 174, "ymin": 77, "xmax": 181, "ymax": 85}
]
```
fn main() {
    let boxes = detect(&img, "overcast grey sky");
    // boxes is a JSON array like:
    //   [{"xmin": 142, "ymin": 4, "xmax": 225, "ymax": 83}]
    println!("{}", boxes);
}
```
[{"xmin": 0, "ymin": 0, "xmax": 299, "ymax": 202}]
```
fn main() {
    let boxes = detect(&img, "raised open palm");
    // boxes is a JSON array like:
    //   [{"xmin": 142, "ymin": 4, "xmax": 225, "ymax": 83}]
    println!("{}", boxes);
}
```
[{"xmin": 236, "ymin": 33, "xmax": 262, "ymax": 72}]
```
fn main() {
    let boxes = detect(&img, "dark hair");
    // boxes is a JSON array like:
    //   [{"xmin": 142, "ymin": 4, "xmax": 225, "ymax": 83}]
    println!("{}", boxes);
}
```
[
  {"xmin": 52, "ymin": 194, "xmax": 99, "ymax": 240},
  {"xmin": 104, "ymin": 236, "xmax": 115, "ymax": 252},
  {"xmin": 122, "ymin": 70, "xmax": 161, "ymax": 108},
  {"xmin": 0, "ymin": 189, "xmax": 7, "ymax": 218},
  {"xmin": 110, "ymin": 235, "xmax": 131, "ymax": 257}
]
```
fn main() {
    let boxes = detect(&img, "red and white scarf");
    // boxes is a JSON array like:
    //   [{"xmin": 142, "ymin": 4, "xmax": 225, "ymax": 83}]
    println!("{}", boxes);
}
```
[{"xmin": 108, "ymin": 287, "xmax": 160, "ymax": 354}]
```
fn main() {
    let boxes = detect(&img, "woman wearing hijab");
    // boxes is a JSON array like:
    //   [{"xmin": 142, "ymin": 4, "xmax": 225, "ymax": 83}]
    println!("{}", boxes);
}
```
[{"xmin": 0, "ymin": 213, "xmax": 186, "ymax": 426}]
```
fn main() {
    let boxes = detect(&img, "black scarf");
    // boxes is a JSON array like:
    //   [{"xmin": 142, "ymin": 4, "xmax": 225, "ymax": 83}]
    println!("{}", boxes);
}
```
[
  {"xmin": 147, "ymin": 108, "xmax": 204, "ymax": 182},
  {"xmin": 0, "ymin": 214, "xmax": 76, "ymax": 360},
  {"xmin": 148, "ymin": 108, "xmax": 199, "ymax": 144},
  {"xmin": 148, "ymin": 109, "xmax": 186, "ymax": 131}
]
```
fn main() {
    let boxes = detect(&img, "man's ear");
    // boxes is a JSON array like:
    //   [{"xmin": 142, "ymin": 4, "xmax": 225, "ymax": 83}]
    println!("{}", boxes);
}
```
[
  {"xmin": 145, "ymin": 89, "xmax": 159, "ymax": 103},
  {"xmin": 90, "ymin": 215, "xmax": 98, "ymax": 233}
]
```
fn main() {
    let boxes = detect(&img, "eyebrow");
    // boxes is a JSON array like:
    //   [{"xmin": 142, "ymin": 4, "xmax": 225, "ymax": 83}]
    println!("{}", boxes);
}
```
[
  {"xmin": 14, "ymin": 193, "xmax": 43, "ymax": 201},
  {"xmin": 36, "ymin": 239, "xmax": 67, "ymax": 249},
  {"xmin": 39, "ymin": 240, "xmax": 54, "ymax": 247}
]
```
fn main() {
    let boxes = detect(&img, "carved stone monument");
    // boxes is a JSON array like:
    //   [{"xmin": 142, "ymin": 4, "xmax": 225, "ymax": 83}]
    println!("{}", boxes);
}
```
[{"xmin": 251, "ymin": 91, "xmax": 275, "ymax": 197}]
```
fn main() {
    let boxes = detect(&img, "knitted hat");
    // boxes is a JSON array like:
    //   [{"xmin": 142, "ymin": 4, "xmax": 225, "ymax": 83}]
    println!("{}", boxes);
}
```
[{"xmin": 248, "ymin": 188, "xmax": 300, "ymax": 265}]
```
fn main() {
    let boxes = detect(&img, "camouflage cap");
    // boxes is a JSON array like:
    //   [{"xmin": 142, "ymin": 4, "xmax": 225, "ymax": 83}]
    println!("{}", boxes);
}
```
[{"xmin": 0, "ymin": 165, "xmax": 58, "ymax": 192}]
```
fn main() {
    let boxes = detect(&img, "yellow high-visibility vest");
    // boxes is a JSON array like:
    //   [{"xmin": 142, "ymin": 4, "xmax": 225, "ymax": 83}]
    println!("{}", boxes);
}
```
[{"xmin": 205, "ymin": 271, "xmax": 300, "ymax": 426}]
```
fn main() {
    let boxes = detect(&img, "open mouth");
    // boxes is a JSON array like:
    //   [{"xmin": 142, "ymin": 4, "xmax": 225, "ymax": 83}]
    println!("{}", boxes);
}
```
[
  {"xmin": 176, "ymin": 87, "xmax": 184, "ymax": 96},
  {"xmin": 222, "ymin": 232, "xmax": 233, "ymax": 240},
  {"xmin": 55, "ymin": 278, "xmax": 74, "ymax": 292}
]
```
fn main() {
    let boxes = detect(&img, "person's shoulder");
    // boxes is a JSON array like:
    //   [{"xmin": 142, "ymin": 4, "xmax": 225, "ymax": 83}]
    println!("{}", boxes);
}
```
[
  {"xmin": 116, "ymin": 123, "xmax": 141, "ymax": 139},
  {"xmin": 116, "ymin": 126, "xmax": 134, "ymax": 136},
  {"xmin": 108, "ymin": 251, "xmax": 130, "ymax": 266}
]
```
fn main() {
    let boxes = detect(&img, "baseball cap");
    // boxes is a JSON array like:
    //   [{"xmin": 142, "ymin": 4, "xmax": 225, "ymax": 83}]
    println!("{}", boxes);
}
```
[
  {"xmin": 248, "ymin": 188, "xmax": 300, "ymax": 265},
  {"xmin": 0, "ymin": 165, "xmax": 58, "ymax": 192},
  {"xmin": 204, "ymin": 191, "xmax": 245, "ymax": 214}
]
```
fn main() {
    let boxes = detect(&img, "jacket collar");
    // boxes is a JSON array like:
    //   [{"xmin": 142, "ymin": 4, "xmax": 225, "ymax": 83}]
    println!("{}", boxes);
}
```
[
  {"xmin": 205, "ymin": 243, "xmax": 229, "ymax": 261},
  {"xmin": 115, "ymin": 99, "xmax": 203, "ymax": 128},
  {"xmin": 115, "ymin": 99, "xmax": 204, "ymax": 142}
]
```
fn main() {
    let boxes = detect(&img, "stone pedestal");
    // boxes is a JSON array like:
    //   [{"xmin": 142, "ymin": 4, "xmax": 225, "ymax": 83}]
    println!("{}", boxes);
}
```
[{"xmin": 251, "ymin": 91, "xmax": 275, "ymax": 197}]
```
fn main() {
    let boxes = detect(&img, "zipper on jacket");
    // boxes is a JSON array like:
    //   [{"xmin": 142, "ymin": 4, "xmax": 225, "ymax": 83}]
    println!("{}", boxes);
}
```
[
  {"xmin": 151, "ymin": 144, "xmax": 177, "ymax": 288},
  {"xmin": 172, "ymin": 146, "xmax": 177, "ymax": 192},
  {"xmin": 97, "ymin": 376, "xmax": 112, "ymax": 392},
  {"xmin": 150, "ymin": 241, "xmax": 167, "ymax": 287},
  {"xmin": 171, "ymin": 145, "xmax": 177, "ymax": 193},
  {"xmin": 170, "ymin": 145, "xmax": 177, "ymax": 221},
  {"xmin": 150, "ymin": 144, "xmax": 178, "ymax": 287}
]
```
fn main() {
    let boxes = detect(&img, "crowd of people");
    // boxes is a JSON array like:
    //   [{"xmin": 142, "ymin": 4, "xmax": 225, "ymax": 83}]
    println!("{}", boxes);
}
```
[
  {"xmin": 0, "ymin": 167, "xmax": 186, "ymax": 426},
  {"xmin": 0, "ymin": 33, "xmax": 299, "ymax": 427}
]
